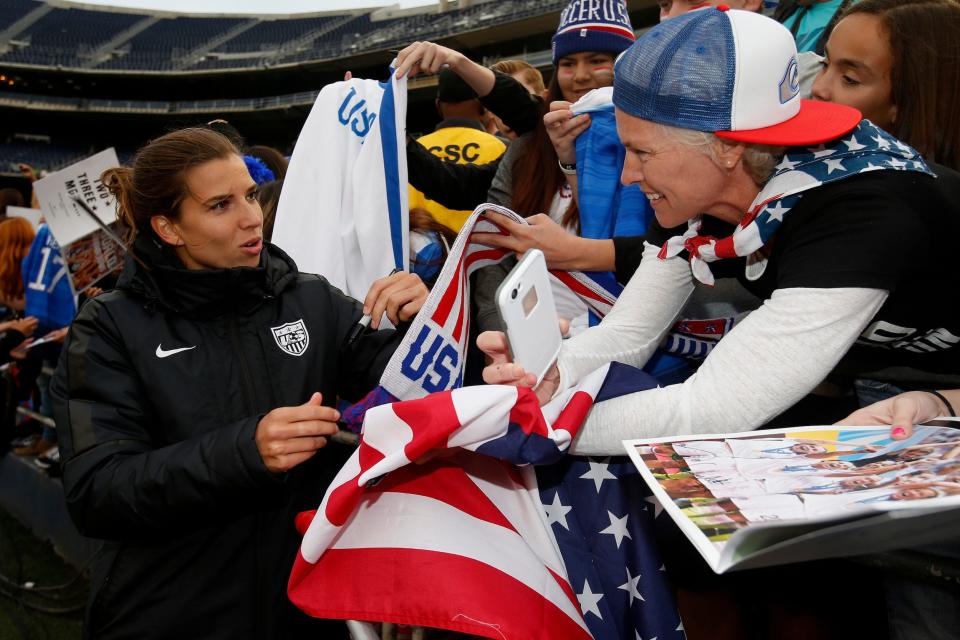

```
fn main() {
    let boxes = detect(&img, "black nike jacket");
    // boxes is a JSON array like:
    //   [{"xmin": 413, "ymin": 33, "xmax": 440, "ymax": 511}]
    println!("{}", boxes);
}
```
[{"xmin": 51, "ymin": 237, "xmax": 402, "ymax": 639}]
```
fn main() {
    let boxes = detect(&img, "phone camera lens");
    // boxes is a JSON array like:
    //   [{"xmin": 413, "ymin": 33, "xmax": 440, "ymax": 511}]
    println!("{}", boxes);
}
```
[{"xmin": 511, "ymin": 288, "xmax": 518, "ymax": 300}]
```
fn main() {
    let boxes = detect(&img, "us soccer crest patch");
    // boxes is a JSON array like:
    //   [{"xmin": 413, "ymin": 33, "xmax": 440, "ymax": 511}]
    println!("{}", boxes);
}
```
[{"xmin": 271, "ymin": 319, "xmax": 310, "ymax": 357}]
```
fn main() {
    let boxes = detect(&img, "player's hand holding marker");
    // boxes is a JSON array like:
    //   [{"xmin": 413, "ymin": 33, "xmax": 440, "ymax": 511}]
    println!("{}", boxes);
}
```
[{"xmin": 362, "ymin": 270, "xmax": 429, "ymax": 329}]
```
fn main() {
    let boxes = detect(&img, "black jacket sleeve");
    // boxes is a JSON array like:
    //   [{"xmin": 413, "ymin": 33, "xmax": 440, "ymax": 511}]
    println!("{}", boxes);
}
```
[
  {"xmin": 50, "ymin": 301, "xmax": 282, "ymax": 540},
  {"xmin": 405, "ymin": 72, "xmax": 543, "ymax": 211},
  {"xmin": 613, "ymin": 236, "xmax": 646, "ymax": 285},
  {"xmin": 0, "ymin": 328, "xmax": 26, "ymax": 364},
  {"xmin": 407, "ymin": 140, "xmax": 503, "ymax": 210},
  {"xmin": 338, "ymin": 324, "xmax": 406, "ymax": 402},
  {"xmin": 480, "ymin": 71, "xmax": 544, "ymax": 138},
  {"xmin": 319, "ymin": 277, "xmax": 407, "ymax": 402}
]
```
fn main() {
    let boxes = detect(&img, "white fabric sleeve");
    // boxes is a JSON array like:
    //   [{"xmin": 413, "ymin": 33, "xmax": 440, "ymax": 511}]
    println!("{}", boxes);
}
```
[
  {"xmin": 556, "ymin": 242, "xmax": 695, "ymax": 386},
  {"xmin": 568, "ymin": 285, "xmax": 889, "ymax": 456}
]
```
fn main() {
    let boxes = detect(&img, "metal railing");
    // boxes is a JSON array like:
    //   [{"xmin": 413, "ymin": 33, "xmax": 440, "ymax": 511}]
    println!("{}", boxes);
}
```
[{"xmin": 0, "ymin": 365, "xmax": 57, "ymax": 428}]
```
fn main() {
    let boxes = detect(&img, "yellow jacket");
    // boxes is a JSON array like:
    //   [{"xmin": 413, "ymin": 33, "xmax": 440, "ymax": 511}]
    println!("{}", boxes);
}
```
[{"xmin": 408, "ymin": 119, "xmax": 506, "ymax": 232}]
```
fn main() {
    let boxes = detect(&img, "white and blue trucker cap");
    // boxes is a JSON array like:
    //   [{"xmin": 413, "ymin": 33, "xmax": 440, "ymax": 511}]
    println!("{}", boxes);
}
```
[{"xmin": 613, "ymin": 5, "xmax": 860, "ymax": 146}]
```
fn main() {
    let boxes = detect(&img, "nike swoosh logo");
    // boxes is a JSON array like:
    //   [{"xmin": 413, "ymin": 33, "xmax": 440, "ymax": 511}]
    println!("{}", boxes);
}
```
[{"xmin": 156, "ymin": 344, "xmax": 197, "ymax": 359}]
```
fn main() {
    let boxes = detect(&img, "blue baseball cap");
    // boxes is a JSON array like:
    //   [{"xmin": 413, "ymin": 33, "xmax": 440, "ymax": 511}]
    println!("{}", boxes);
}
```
[{"xmin": 613, "ymin": 6, "xmax": 860, "ymax": 146}]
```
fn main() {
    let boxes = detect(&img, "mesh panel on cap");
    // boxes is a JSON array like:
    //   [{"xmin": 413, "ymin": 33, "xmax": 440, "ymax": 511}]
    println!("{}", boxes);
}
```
[{"xmin": 613, "ymin": 9, "xmax": 735, "ymax": 132}]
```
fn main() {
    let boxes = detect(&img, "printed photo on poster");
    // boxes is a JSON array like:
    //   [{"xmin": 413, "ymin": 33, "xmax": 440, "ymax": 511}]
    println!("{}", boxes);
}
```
[
  {"xmin": 626, "ymin": 423, "xmax": 960, "ymax": 572},
  {"xmin": 62, "ymin": 225, "xmax": 125, "ymax": 293}
]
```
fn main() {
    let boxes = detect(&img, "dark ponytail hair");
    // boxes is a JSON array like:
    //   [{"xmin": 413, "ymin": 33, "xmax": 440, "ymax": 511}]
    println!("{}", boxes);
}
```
[
  {"xmin": 841, "ymin": 0, "xmax": 960, "ymax": 171},
  {"xmin": 508, "ymin": 72, "xmax": 580, "ymax": 233},
  {"xmin": 102, "ymin": 127, "xmax": 240, "ymax": 241}
]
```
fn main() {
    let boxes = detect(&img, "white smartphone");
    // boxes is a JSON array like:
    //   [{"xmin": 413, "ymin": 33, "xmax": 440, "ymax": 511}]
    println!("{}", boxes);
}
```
[{"xmin": 495, "ymin": 249, "xmax": 562, "ymax": 385}]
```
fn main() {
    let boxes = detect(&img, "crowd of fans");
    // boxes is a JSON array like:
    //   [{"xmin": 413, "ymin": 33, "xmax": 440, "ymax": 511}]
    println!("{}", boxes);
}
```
[
  {"xmin": 2, "ymin": 0, "xmax": 960, "ymax": 638},
  {"xmin": 0, "ymin": 162, "xmax": 77, "ymax": 477}
]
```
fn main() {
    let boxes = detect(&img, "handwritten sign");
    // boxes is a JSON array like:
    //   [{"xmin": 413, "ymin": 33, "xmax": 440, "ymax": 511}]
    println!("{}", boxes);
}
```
[{"xmin": 33, "ymin": 148, "xmax": 120, "ymax": 246}]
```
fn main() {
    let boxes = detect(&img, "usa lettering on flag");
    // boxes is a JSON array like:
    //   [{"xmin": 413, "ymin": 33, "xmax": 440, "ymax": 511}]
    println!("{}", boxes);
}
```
[
  {"xmin": 378, "ymin": 203, "xmax": 620, "ymax": 404},
  {"xmin": 339, "ymin": 204, "xmax": 623, "ymax": 433}
]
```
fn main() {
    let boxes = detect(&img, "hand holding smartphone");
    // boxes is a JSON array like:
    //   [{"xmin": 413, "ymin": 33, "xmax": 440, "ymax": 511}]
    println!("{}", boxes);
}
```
[{"xmin": 495, "ymin": 250, "xmax": 562, "ymax": 385}]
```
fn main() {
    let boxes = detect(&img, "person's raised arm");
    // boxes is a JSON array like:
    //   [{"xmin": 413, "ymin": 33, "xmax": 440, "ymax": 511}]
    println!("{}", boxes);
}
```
[
  {"xmin": 394, "ymin": 41, "xmax": 543, "ymax": 136},
  {"xmin": 472, "ymin": 213, "xmax": 616, "ymax": 272},
  {"xmin": 407, "ymin": 139, "xmax": 501, "ymax": 210},
  {"xmin": 395, "ymin": 41, "xmax": 495, "ymax": 97}
]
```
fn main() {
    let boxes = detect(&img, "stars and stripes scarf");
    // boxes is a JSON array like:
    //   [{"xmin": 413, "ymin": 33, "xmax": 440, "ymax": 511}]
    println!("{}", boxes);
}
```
[{"xmin": 658, "ymin": 120, "xmax": 935, "ymax": 285}]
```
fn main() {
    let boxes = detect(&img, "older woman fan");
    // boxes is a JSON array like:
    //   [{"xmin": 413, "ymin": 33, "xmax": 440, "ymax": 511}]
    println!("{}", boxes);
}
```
[{"xmin": 481, "ymin": 8, "xmax": 960, "ymax": 454}]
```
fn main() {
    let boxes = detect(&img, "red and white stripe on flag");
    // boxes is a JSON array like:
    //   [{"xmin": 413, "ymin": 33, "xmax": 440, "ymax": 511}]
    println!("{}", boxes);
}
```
[
  {"xmin": 378, "ymin": 204, "xmax": 619, "ymax": 402},
  {"xmin": 289, "ymin": 366, "xmax": 612, "ymax": 639}
]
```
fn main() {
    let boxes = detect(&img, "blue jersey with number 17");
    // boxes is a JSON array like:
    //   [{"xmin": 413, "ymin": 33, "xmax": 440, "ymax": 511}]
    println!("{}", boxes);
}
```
[{"xmin": 22, "ymin": 224, "xmax": 76, "ymax": 335}]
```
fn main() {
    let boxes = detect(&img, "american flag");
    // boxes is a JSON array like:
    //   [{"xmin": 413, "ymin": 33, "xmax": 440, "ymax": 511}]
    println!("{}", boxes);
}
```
[
  {"xmin": 301, "ymin": 205, "xmax": 684, "ymax": 639},
  {"xmin": 290, "ymin": 362, "xmax": 684, "ymax": 639}
]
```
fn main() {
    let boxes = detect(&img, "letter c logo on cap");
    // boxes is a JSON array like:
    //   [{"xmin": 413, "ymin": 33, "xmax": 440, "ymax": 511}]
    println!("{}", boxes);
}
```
[{"xmin": 778, "ymin": 57, "xmax": 800, "ymax": 105}]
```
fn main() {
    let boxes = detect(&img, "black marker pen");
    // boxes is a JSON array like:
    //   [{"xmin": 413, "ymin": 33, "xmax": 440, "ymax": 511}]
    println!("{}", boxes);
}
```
[{"xmin": 344, "ymin": 267, "xmax": 402, "ymax": 346}]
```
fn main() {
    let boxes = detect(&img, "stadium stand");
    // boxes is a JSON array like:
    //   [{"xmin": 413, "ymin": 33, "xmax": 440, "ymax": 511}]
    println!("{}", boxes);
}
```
[
  {"xmin": 0, "ymin": 0, "xmax": 43, "ymax": 27},
  {"xmin": 273, "ymin": 14, "xmax": 378, "ymax": 66},
  {"xmin": 0, "ymin": 0, "xmax": 575, "ymax": 72},
  {"xmin": 1, "ymin": 6, "xmax": 142, "ymax": 67},
  {"xmin": 0, "ymin": 87, "xmax": 319, "ymax": 114},
  {"xmin": 217, "ymin": 15, "xmax": 345, "ymax": 54},
  {"xmin": 343, "ymin": 0, "xmax": 570, "ymax": 54},
  {"xmin": 0, "ymin": 0, "xmax": 656, "ymax": 177},
  {"xmin": 0, "ymin": 139, "xmax": 90, "ymax": 172},
  {"xmin": 97, "ymin": 16, "xmax": 250, "ymax": 70}
]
